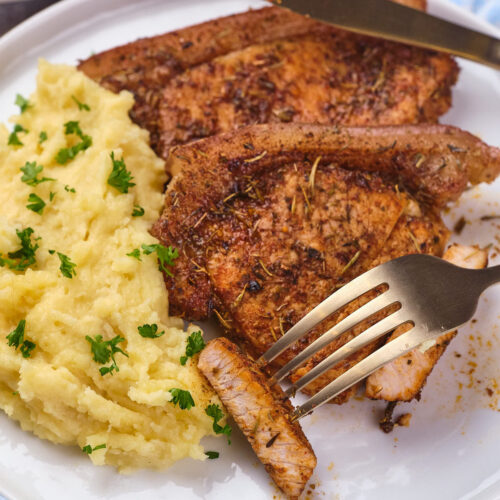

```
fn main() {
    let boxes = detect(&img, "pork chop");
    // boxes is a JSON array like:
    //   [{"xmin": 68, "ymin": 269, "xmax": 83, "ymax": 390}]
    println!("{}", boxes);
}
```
[
  {"xmin": 158, "ymin": 28, "xmax": 456, "ymax": 159},
  {"xmin": 198, "ymin": 337, "xmax": 316, "ymax": 499},
  {"xmin": 152, "ymin": 123, "xmax": 500, "ymax": 402},
  {"xmin": 78, "ymin": 4, "xmax": 456, "ymax": 159}
]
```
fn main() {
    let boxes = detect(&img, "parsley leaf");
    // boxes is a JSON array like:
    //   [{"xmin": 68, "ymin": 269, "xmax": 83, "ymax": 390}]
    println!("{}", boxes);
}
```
[
  {"xmin": 56, "ymin": 252, "xmax": 77, "ymax": 278},
  {"xmin": 64, "ymin": 121, "xmax": 83, "ymax": 136},
  {"xmin": 26, "ymin": 193, "xmax": 46, "ymax": 214},
  {"xmin": 86, "ymin": 334, "xmax": 111, "ymax": 364},
  {"xmin": 64, "ymin": 185, "xmax": 76, "ymax": 193},
  {"xmin": 107, "ymin": 152, "xmax": 135, "ymax": 194},
  {"xmin": 205, "ymin": 404, "xmax": 232, "ymax": 443},
  {"xmin": 6, "ymin": 319, "xmax": 36, "ymax": 358},
  {"xmin": 39, "ymin": 131, "xmax": 48, "ymax": 144},
  {"xmin": 169, "ymin": 388, "xmax": 195, "ymax": 410},
  {"xmin": 205, "ymin": 451, "xmax": 219, "ymax": 459},
  {"xmin": 0, "ymin": 227, "xmax": 39, "ymax": 271},
  {"xmin": 82, "ymin": 443, "xmax": 106, "ymax": 454},
  {"xmin": 56, "ymin": 144, "xmax": 84, "ymax": 164},
  {"xmin": 55, "ymin": 121, "xmax": 92, "ymax": 165},
  {"xmin": 137, "ymin": 324, "xmax": 165, "ymax": 339},
  {"xmin": 6, "ymin": 319, "xmax": 25, "ymax": 349},
  {"xmin": 15, "ymin": 94, "xmax": 31, "ymax": 114},
  {"xmin": 132, "ymin": 205, "xmax": 145, "ymax": 217},
  {"xmin": 127, "ymin": 249, "xmax": 141, "ymax": 261},
  {"xmin": 49, "ymin": 192, "xmax": 56, "ymax": 201},
  {"xmin": 8, "ymin": 124, "xmax": 28, "ymax": 146},
  {"xmin": 20, "ymin": 161, "xmax": 54, "ymax": 186},
  {"xmin": 141, "ymin": 244, "xmax": 179, "ymax": 276},
  {"xmin": 85, "ymin": 334, "xmax": 128, "ymax": 376},
  {"xmin": 180, "ymin": 330, "xmax": 205, "ymax": 365},
  {"xmin": 20, "ymin": 340, "xmax": 36, "ymax": 358},
  {"xmin": 71, "ymin": 95, "xmax": 90, "ymax": 111}
]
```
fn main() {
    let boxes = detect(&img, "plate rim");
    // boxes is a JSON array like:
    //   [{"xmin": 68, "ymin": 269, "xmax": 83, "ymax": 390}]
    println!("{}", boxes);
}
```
[{"xmin": 0, "ymin": 1, "xmax": 499, "ymax": 500}]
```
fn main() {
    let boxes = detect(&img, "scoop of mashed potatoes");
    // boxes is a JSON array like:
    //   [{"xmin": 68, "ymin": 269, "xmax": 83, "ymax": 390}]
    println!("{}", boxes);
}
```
[{"xmin": 0, "ymin": 60, "xmax": 223, "ymax": 471}]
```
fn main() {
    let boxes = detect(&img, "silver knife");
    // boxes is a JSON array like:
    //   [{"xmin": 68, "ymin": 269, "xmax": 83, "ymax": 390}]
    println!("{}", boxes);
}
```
[{"xmin": 277, "ymin": 0, "xmax": 500, "ymax": 69}]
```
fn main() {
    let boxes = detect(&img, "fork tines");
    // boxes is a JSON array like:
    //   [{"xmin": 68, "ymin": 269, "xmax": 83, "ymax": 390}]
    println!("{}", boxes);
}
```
[{"xmin": 256, "ymin": 258, "xmax": 418, "ymax": 419}]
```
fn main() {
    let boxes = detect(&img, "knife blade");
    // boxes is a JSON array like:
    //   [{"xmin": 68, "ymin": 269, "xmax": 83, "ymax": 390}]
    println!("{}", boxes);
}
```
[{"xmin": 277, "ymin": 0, "xmax": 500, "ymax": 69}]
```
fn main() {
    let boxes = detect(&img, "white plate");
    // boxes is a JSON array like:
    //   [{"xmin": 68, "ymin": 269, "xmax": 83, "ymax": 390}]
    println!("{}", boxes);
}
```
[{"xmin": 0, "ymin": 1, "xmax": 499, "ymax": 499}]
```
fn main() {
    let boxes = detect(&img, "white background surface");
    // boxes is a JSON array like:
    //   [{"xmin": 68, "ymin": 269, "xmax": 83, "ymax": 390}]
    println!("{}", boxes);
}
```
[{"xmin": 0, "ymin": 1, "xmax": 499, "ymax": 499}]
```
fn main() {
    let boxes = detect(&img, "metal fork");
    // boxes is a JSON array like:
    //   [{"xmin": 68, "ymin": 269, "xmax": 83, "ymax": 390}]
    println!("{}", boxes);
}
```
[{"xmin": 257, "ymin": 254, "xmax": 500, "ymax": 420}]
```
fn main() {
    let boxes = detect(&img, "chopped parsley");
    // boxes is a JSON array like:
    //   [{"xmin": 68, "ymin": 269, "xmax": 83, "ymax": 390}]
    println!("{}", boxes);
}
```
[
  {"xmin": 15, "ymin": 94, "xmax": 31, "ymax": 114},
  {"xmin": 49, "ymin": 192, "xmax": 56, "ymax": 201},
  {"xmin": 64, "ymin": 185, "xmax": 76, "ymax": 193},
  {"xmin": 6, "ymin": 319, "xmax": 36, "ymax": 358},
  {"xmin": 168, "ymin": 388, "xmax": 195, "ymax": 410},
  {"xmin": 0, "ymin": 227, "xmax": 39, "ymax": 271},
  {"xmin": 63, "ymin": 121, "xmax": 83, "ymax": 136},
  {"xmin": 8, "ymin": 124, "xmax": 28, "ymax": 146},
  {"xmin": 55, "ymin": 120, "xmax": 92, "ymax": 165},
  {"xmin": 20, "ymin": 340, "xmax": 36, "ymax": 358},
  {"xmin": 127, "ymin": 249, "xmax": 141, "ymax": 260},
  {"xmin": 71, "ymin": 95, "xmax": 90, "ymax": 111},
  {"xmin": 85, "ymin": 334, "xmax": 128, "ymax": 376},
  {"xmin": 39, "ymin": 131, "xmax": 48, "ymax": 144},
  {"xmin": 6, "ymin": 320, "xmax": 25, "ymax": 350},
  {"xmin": 205, "ymin": 404, "xmax": 232, "ymax": 443},
  {"xmin": 56, "ymin": 252, "xmax": 77, "ymax": 278},
  {"xmin": 141, "ymin": 243, "xmax": 178, "ymax": 276},
  {"xmin": 132, "ymin": 205, "xmax": 145, "ymax": 217},
  {"xmin": 20, "ymin": 161, "xmax": 54, "ymax": 186},
  {"xmin": 137, "ymin": 324, "xmax": 165, "ymax": 339},
  {"xmin": 82, "ymin": 443, "xmax": 106, "ymax": 454},
  {"xmin": 107, "ymin": 152, "xmax": 135, "ymax": 193},
  {"xmin": 205, "ymin": 451, "xmax": 219, "ymax": 459},
  {"xmin": 180, "ymin": 330, "xmax": 205, "ymax": 365},
  {"xmin": 26, "ymin": 193, "xmax": 46, "ymax": 214}
]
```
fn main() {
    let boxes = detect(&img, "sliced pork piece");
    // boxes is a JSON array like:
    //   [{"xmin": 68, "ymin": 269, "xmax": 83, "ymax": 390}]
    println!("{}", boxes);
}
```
[
  {"xmin": 365, "ymin": 244, "xmax": 489, "ymax": 401},
  {"xmin": 198, "ymin": 337, "xmax": 316, "ymax": 499}
]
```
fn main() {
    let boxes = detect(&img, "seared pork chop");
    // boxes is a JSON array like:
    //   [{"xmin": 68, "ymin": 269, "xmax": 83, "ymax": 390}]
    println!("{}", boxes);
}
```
[
  {"xmin": 365, "ymin": 244, "xmax": 489, "ymax": 401},
  {"xmin": 152, "ymin": 123, "xmax": 500, "ymax": 403},
  {"xmin": 78, "ymin": 4, "xmax": 456, "ymax": 159},
  {"xmin": 158, "ymin": 29, "xmax": 456, "ymax": 159},
  {"xmin": 198, "ymin": 337, "xmax": 316, "ymax": 499}
]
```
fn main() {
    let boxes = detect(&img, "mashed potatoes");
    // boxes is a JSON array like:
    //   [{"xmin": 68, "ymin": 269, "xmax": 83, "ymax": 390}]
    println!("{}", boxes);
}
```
[{"xmin": 0, "ymin": 61, "xmax": 222, "ymax": 471}]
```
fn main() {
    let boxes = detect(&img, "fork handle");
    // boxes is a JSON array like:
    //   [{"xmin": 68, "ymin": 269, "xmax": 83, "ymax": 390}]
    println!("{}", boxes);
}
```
[{"xmin": 478, "ymin": 264, "xmax": 500, "ymax": 289}]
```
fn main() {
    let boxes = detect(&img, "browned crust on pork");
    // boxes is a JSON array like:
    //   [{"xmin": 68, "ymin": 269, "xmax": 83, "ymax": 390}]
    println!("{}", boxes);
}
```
[
  {"xmin": 393, "ymin": 0, "xmax": 427, "ymax": 8},
  {"xmin": 78, "ymin": 7, "xmax": 320, "ymax": 152},
  {"xmin": 198, "ymin": 337, "xmax": 316, "ymax": 499},
  {"xmin": 158, "ymin": 12, "xmax": 457, "ymax": 157}
]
